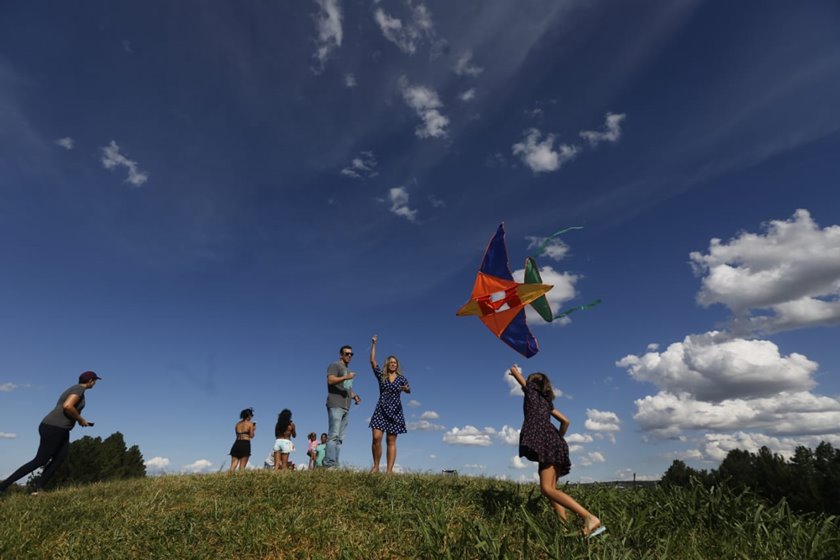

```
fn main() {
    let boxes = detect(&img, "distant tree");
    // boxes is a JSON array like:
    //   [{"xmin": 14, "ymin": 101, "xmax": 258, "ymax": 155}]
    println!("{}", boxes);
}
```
[
  {"xmin": 661, "ymin": 460, "xmax": 696, "ymax": 488},
  {"xmin": 715, "ymin": 448, "xmax": 756, "ymax": 490},
  {"xmin": 28, "ymin": 431, "xmax": 146, "ymax": 490}
]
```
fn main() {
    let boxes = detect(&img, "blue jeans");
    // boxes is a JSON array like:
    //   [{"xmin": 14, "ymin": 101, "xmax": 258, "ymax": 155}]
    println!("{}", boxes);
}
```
[{"xmin": 324, "ymin": 406, "xmax": 350, "ymax": 467}]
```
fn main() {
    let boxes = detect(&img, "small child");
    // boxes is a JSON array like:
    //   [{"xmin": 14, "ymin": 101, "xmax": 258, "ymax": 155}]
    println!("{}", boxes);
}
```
[
  {"xmin": 306, "ymin": 432, "xmax": 318, "ymax": 470},
  {"xmin": 509, "ymin": 365, "xmax": 605, "ymax": 538},
  {"xmin": 315, "ymin": 433, "xmax": 327, "ymax": 467}
]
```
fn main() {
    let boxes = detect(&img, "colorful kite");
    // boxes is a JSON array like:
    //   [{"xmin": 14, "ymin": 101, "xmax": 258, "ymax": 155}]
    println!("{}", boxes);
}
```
[{"xmin": 456, "ymin": 223, "xmax": 553, "ymax": 358}]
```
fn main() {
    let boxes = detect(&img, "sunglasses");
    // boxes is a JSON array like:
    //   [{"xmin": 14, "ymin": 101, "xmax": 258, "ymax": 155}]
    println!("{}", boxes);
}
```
[{"xmin": 343, "ymin": 352, "xmax": 354, "ymax": 357}]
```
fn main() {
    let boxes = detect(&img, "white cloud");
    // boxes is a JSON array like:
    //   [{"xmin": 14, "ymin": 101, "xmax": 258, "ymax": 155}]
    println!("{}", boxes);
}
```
[
  {"xmin": 526, "ymin": 236, "xmax": 569, "ymax": 261},
  {"xmin": 701, "ymin": 431, "xmax": 840, "ymax": 462},
  {"xmin": 182, "ymin": 459, "xmax": 214, "ymax": 473},
  {"xmin": 55, "ymin": 137, "xmax": 74, "ymax": 150},
  {"xmin": 420, "ymin": 410, "xmax": 439, "ymax": 420},
  {"xmin": 566, "ymin": 433, "xmax": 593, "ymax": 444},
  {"xmin": 579, "ymin": 112, "xmax": 626, "ymax": 147},
  {"xmin": 100, "ymin": 140, "xmax": 148, "ymax": 186},
  {"xmin": 614, "ymin": 468, "xmax": 658, "ymax": 482},
  {"xmin": 144, "ymin": 456, "xmax": 170, "ymax": 472},
  {"xmin": 312, "ymin": 0, "xmax": 343, "ymax": 72},
  {"xmin": 512, "ymin": 128, "xmax": 579, "ymax": 173},
  {"xmin": 646, "ymin": 343, "xmax": 660, "ymax": 352},
  {"xmin": 512, "ymin": 265, "xmax": 579, "ymax": 325},
  {"xmin": 585, "ymin": 409, "xmax": 621, "ymax": 432},
  {"xmin": 578, "ymin": 451, "xmax": 606, "ymax": 466},
  {"xmin": 407, "ymin": 419, "xmax": 446, "ymax": 431},
  {"xmin": 459, "ymin": 88, "xmax": 476, "ymax": 102},
  {"xmin": 340, "ymin": 151, "xmax": 378, "ymax": 179},
  {"xmin": 373, "ymin": 4, "xmax": 436, "ymax": 55},
  {"xmin": 443, "ymin": 425, "xmax": 495, "ymax": 446},
  {"xmin": 664, "ymin": 448, "xmax": 705, "ymax": 461},
  {"xmin": 617, "ymin": 331, "xmax": 818, "ymax": 402},
  {"xmin": 510, "ymin": 455, "xmax": 528, "ymax": 469},
  {"xmin": 388, "ymin": 186, "xmax": 418, "ymax": 222},
  {"xmin": 0, "ymin": 383, "xmax": 21, "ymax": 392},
  {"xmin": 0, "ymin": 432, "xmax": 16, "ymax": 439},
  {"xmin": 690, "ymin": 210, "xmax": 840, "ymax": 334},
  {"xmin": 399, "ymin": 77, "xmax": 449, "ymax": 139},
  {"xmin": 496, "ymin": 425, "xmax": 520, "ymax": 445},
  {"xmin": 344, "ymin": 73, "xmax": 357, "ymax": 88},
  {"xmin": 504, "ymin": 369, "xmax": 524, "ymax": 396},
  {"xmin": 408, "ymin": 399, "xmax": 421, "ymax": 408},
  {"xmin": 453, "ymin": 50, "xmax": 483, "ymax": 77},
  {"xmin": 463, "ymin": 463, "xmax": 486, "ymax": 470},
  {"xmin": 428, "ymin": 195, "xmax": 445, "ymax": 208}
]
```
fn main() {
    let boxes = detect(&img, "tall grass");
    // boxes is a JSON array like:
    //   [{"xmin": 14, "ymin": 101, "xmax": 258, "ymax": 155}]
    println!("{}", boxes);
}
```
[{"xmin": 1, "ymin": 470, "xmax": 837, "ymax": 559}]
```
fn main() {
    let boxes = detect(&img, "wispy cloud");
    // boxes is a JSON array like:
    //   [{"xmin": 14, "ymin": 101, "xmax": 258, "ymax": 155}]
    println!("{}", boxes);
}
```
[
  {"xmin": 408, "ymin": 419, "xmax": 446, "ymax": 431},
  {"xmin": 54, "ymin": 137, "xmax": 74, "ymax": 150},
  {"xmin": 312, "ymin": 0, "xmax": 343, "ymax": 73},
  {"xmin": 399, "ymin": 77, "xmax": 449, "ymax": 139},
  {"xmin": 0, "ymin": 432, "xmax": 16, "ymax": 439},
  {"xmin": 1, "ymin": 383, "xmax": 23, "ymax": 392},
  {"xmin": 388, "ymin": 186, "xmax": 418, "ymax": 222},
  {"xmin": 512, "ymin": 129, "xmax": 579, "ymax": 173},
  {"xmin": 373, "ymin": 3, "xmax": 436, "ymax": 55},
  {"xmin": 459, "ymin": 88, "xmax": 476, "ymax": 102},
  {"xmin": 344, "ymin": 73, "xmax": 357, "ymax": 88},
  {"xmin": 579, "ymin": 112, "xmax": 626, "ymax": 147},
  {"xmin": 453, "ymin": 50, "xmax": 483, "ymax": 77},
  {"xmin": 340, "ymin": 151, "xmax": 378, "ymax": 179},
  {"xmin": 407, "ymin": 399, "xmax": 421, "ymax": 408},
  {"xmin": 420, "ymin": 410, "xmax": 439, "ymax": 420},
  {"xmin": 100, "ymin": 140, "xmax": 148, "ymax": 186}
]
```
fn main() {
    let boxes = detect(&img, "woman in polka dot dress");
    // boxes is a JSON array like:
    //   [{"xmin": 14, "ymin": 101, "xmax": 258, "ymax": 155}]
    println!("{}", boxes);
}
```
[
  {"xmin": 368, "ymin": 334, "xmax": 411, "ymax": 473},
  {"xmin": 509, "ymin": 364, "xmax": 605, "ymax": 538}
]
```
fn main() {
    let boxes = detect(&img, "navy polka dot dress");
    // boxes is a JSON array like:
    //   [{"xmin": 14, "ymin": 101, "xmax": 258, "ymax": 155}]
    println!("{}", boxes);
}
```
[
  {"xmin": 519, "ymin": 380, "xmax": 571, "ymax": 475},
  {"xmin": 369, "ymin": 365, "xmax": 408, "ymax": 435}
]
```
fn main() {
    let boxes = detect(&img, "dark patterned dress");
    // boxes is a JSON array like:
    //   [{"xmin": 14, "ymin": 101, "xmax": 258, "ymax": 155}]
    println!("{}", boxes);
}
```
[
  {"xmin": 519, "ymin": 380, "xmax": 571, "ymax": 475},
  {"xmin": 369, "ymin": 366, "xmax": 408, "ymax": 435}
]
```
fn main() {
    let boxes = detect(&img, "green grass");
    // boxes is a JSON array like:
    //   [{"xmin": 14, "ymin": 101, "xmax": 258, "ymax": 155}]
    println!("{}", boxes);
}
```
[{"xmin": 1, "ymin": 470, "xmax": 838, "ymax": 559}]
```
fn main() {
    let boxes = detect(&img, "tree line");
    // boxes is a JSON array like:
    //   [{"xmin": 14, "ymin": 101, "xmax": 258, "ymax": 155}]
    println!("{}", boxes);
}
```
[
  {"xmin": 27, "ymin": 432, "xmax": 145, "ymax": 491},
  {"xmin": 661, "ymin": 442, "xmax": 840, "ymax": 515}
]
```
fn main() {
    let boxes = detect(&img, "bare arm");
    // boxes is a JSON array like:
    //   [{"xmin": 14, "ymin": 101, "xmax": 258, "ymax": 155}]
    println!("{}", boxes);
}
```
[
  {"xmin": 327, "ymin": 370, "xmax": 355, "ymax": 385},
  {"xmin": 551, "ymin": 409, "xmax": 571, "ymax": 437},
  {"xmin": 370, "ymin": 334, "xmax": 378, "ymax": 369},
  {"xmin": 508, "ymin": 365, "xmax": 526, "ymax": 389},
  {"xmin": 63, "ymin": 393, "xmax": 91, "ymax": 427}
]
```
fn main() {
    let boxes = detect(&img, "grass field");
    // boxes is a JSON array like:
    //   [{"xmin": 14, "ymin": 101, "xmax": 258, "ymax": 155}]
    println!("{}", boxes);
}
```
[{"xmin": 1, "ymin": 469, "xmax": 838, "ymax": 559}]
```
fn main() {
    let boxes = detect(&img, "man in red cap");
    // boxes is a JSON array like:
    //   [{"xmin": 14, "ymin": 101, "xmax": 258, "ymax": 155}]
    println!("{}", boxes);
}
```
[{"xmin": 0, "ymin": 371, "xmax": 100, "ymax": 495}]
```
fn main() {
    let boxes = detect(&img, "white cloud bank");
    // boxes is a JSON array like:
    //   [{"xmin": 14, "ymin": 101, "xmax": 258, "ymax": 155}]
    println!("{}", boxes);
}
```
[
  {"xmin": 312, "ymin": 0, "xmax": 343, "ymax": 72},
  {"xmin": 690, "ymin": 209, "xmax": 840, "ymax": 334},
  {"xmin": 399, "ymin": 77, "xmax": 449, "ymax": 139},
  {"xmin": 101, "ymin": 141, "xmax": 148, "ymax": 186}
]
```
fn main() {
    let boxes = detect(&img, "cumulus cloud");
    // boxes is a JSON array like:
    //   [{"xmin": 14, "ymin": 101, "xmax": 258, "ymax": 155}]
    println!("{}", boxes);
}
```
[
  {"xmin": 182, "ymin": 459, "xmax": 214, "ymax": 473},
  {"xmin": 340, "ymin": 151, "xmax": 378, "ymax": 179},
  {"xmin": 690, "ymin": 209, "xmax": 840, "ymax": 334},
  {"xmin": 100, "ymin": 140, "xmax": 148, "ymax": 186},
  {"xmin": 512, "ymin": 265, "xmax": 579, "ymax": 325},
  {"xmin": 408, "ymin": 399, "xmax": 421, "ymax": 408},
  {"xmin": 526, "ymin": 237, "xmax": 569, "ymax": 261},
  {"xmin": 566, "ymin": 433, "xmax": 594, "ymax": 444},
  {"xmin": 617, "ymin": 331, "xmax": 818, "ymax": 402},
  {"xmin": 512, "ymin": 128, "xmax": 579, "ymax": 173},
  {"xmin": 453, "ymin": 50, "xmax": 483, "ymax": 77},
  {"xmin": 443, "ymin": 425, "xmax": 495, "ymax": 446},
  {"xmin": 0, "ymin": 432, "xmax": 16, "ymax": 439},
  {"xmin": 585, "ymin": 409, "xmax": 621, "ymax": 433},
  {"xmin": 399, "ymin": 77, "xmax": 449, "ymax": 139},
  {"xmin": 702, "ymin": 431, "xmax": 840, "ymax": 462},
  {"xmin": 144, "ymin": 456, "xmax": 170, "ymax": 472},
  {"xmin": 408, "ymin": 419, "xmax": 446, "ymax": 431},
  {"xmin": 55, "ymin": 137, "xmax": 74, "ymax": 150},
  {"xmin": 579, "ymin": 112, "xmax": 626, "ymax": 147},
  {"xmin": 373, "ymin": 3, "xmax": 436, "ymax": 55},
  {"xmin": 496, "ymin": 425, "xmax": 520, "ymax": 445},
  {"xmin": 578, "ymin": 451, "xmax": 606, "ymax": 466},
  {"xmin": 420, "ymin": 410, "xmax": 439, "ymax": 420},
  {"xmin": 388, "ymin": 186, "xmax": 418, "ymax": 222},
  {"xmin": 633, "ymin": 390, "xmax": 840, "ymax": 439},
  {"xmin": 312, "ymin": 0, "xmax": 343, "ymax": 72},
  {"xmin": 510, "ymin": 455, "xmax": 528, "ymax": 469},
  {"xmin": 459, "ymin": 88, "xmax": 476, "ymax": 102}
]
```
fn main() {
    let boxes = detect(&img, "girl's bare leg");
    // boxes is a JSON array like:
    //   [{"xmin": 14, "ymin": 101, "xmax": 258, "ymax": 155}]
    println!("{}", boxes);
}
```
[
  {"xmin": 229, "ymin": 456, "xmax": 237, "ymax": 473},
  {"xmin": 539, "ymin": 465, "xmax": 600, "ymax": 535},
  {"xmin": 371, "ymin": 429, "xmax": 384, "ymax": 472},
  {"xmin": 279, "ymin": 453, "xmax": 289, "ymax": 470},
  {"xmin": 274, "ymin": 451, "xmax": 281, "ymax": 471},
  {"xmin": 385, "ymin": 434, "xmax": 397, "ymax": 473}
]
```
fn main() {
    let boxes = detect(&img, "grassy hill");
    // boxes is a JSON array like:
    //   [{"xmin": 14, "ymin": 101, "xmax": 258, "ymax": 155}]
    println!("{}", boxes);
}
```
[{"xmin": 1, "ymin": 469, "xmax": 838, "ymax": 559}]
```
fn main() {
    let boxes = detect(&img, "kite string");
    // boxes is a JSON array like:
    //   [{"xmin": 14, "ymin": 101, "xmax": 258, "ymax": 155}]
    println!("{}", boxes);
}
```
[{"xmin": 533, "ymin": 226, "xmax": 584, "ymax": 257}]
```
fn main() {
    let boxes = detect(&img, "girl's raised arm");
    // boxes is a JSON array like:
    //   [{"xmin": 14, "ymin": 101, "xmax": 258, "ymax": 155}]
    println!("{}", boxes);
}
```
[{"xmin": 508, "ymin": 364, "xmax": 527, "ymax": 389}]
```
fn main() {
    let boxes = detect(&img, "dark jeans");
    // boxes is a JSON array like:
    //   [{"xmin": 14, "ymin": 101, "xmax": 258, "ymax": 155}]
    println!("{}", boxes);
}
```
[{"xmin": 0, "ymin": 423, "xmax": 70, "ymax": 491}]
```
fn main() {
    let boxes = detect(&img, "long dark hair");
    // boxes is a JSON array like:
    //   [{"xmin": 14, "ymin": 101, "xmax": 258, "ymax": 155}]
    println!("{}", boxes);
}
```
[
  {"xmin": 275, "ymin": 409, "xmax": 292, "ymax": 437},
  {"xmin": 527, "ymin": 372, "xmax": 555, "ymax": 403},
  {"xmin": 239, "ymin": 408, "xmax": 254, "ymax": 420}
]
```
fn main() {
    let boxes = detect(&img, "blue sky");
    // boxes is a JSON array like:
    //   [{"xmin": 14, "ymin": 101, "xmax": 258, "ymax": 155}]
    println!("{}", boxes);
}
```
[{"xmin": 2, "ymin": 0, "xmax": 840, "ymax": 483}]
